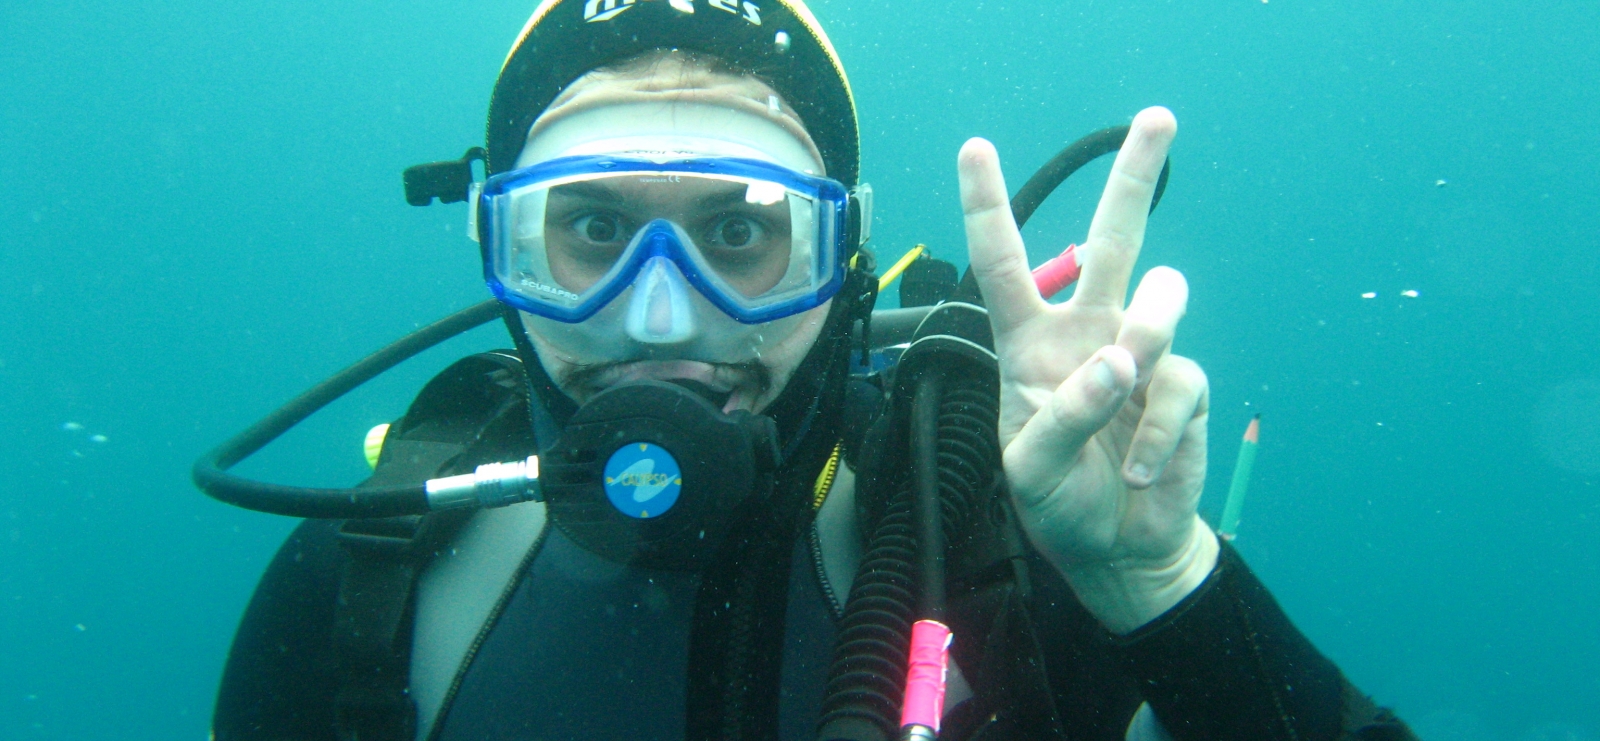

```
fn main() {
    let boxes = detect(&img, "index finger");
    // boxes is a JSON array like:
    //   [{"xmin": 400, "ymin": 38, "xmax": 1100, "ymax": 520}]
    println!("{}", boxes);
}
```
[
  {"xmin": 960, "ymin": 137, "xmax": 1046, "ymax": 334},
  {"xmin": 1073, "ymin": 107, "xmax": 1177, "ymax": 309}
]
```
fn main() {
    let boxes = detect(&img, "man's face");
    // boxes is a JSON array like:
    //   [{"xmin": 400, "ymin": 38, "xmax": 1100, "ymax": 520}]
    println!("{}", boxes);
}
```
[{"xmin": 512, "ymin": 53, "xmax": 836, "ymax": 416}]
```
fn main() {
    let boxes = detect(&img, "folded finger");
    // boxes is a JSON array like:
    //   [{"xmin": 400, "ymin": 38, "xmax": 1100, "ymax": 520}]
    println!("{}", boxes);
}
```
[
  {"xmin": 1116, "ymin": 266, "xmax": 1189, "ymax": 390},
  {"xmin": 1006, "ymin": 346, "xmax": 1137, "ymax": 505},
  {"xmin": 1122, "ymin": 355, "xmax": 1208, "ymax": 488},
  {"xmin": 1074, "ymin": 107, "xmax": 1176, "ymax": 309},
  {"xmin": 960, "ymin": 137, "xmax": 1045, "ymax": 335}
]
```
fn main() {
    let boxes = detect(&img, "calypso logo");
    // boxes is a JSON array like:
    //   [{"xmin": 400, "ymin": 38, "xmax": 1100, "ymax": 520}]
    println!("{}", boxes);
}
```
[
  {"xmin": 584, "ymin": 0, "xmax": 762, "ymax": 26},
  {"xmin": 603, "ymin": 442, "xmax": 685, "ymax": 519},
  {"xmin": 606, "ymin": 456, "xmax": 681, "ymax": 503},
  {"xmin": 614, "ymin": 470, "xmax": 673, "ymax": 490}
]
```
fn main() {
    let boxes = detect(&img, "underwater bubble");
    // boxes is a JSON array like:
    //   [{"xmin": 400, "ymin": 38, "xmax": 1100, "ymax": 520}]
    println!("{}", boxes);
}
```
[
  {"xmin": 61, "ymin": 422, "xmax": 83, "ymax": 431},
  {"xmin": 1536, "ymin": 378, "xmax": 1600, "ymax": 475}
]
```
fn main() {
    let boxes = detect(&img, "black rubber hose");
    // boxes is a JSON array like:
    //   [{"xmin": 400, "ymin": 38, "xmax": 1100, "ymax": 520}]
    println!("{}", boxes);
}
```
[
  {"xmin": 1010, "ymin": 124, "xmax": 1170, "ymax": 229},
  {"xmin": 191, "ymin": 299, "xmax": 504, "ymax": 519},
  {"xmin": 817, "ymin": 484, "xmax": 917, "ymax": 741},
  {"xmin": 816, "ymin": 373, "xmax": 1001, "ymax": 741},
  {"xmin": 912, "ymin": 374, "xmax": 947, "ymax": 621},
  {"xmin": 194, "ymin": 292, "xmax": 927, "ymax": 522}
]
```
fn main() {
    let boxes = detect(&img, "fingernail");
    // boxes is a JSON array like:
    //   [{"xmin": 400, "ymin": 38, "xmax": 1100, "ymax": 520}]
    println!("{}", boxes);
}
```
[
  {"xmin": 1091, "ymin": 358, "xmax": 1117, "ymax": 390},
  {"xmin": 1128, "ymin": 462, "xmax": 1152, "ymax": 482}
]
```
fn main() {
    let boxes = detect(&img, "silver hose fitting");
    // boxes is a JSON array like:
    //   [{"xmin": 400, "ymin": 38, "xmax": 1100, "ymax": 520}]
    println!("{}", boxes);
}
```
[{"xmin": 424, "ymin": 455, "xmax": 541, "ymax": 511}]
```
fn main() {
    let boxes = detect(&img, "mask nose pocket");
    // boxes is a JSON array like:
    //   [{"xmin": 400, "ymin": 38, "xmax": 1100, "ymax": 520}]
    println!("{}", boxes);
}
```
[{"xmin": 625, "ymin": 256, "xmax": 696, "ymax": 344}]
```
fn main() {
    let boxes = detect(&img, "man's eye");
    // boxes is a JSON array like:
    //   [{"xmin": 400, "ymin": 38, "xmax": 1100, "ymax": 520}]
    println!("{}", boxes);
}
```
[
  {"xmin": 573, "ymin": 213, "xmax": 626, "ymax": 244},
  {"xmin": 704, "ymin": 216, "xmax": 763, "ymax": 249}
]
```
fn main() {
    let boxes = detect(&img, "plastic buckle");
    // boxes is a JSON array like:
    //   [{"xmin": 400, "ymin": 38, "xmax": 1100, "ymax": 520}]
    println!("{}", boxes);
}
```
[{"xmin": 336, "ymin": 516, "xmax": 428, "ymax": 558}]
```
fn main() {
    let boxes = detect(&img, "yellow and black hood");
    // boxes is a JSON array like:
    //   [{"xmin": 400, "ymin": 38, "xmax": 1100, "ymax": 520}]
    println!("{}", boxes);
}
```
[{"xmin": 486, "ymin": 0, "xmax": 859, "ymax": 186}]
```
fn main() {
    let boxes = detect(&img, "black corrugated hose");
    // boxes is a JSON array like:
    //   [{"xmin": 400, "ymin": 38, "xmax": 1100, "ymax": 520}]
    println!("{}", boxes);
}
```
[
  {"xmin": 818, "ymin": 123, "xmax": 1162, "ymax": 741},
  {"xmin": 816, "ymin": 371, "xmax": 1001, "ymax": 741}
]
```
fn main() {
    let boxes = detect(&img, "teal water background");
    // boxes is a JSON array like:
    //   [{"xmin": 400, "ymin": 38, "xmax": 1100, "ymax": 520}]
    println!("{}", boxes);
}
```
[{"xmin": 3, "ymin": 1, "xmax": 1597, "ymax": 739}]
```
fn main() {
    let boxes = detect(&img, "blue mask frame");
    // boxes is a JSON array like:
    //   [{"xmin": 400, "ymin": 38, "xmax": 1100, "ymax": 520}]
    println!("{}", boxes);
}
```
[{"xmin": 478, "ymin": 155, "xmax": 852, "ymax": 325}]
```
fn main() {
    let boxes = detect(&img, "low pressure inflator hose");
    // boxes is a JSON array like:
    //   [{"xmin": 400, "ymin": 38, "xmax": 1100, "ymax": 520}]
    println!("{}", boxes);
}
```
[{"xmin": 189, "ymin": 299, "xmax": 538, "ymax": 519}]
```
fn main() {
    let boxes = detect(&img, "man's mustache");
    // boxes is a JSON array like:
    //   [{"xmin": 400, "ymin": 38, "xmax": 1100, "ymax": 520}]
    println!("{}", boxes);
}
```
[{"xmin": 561, "ymin": 359, "xmax": 771, "ymax": 403}]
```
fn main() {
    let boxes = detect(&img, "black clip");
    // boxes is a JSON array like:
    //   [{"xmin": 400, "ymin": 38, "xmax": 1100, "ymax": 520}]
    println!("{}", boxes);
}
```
[
  {"xmin": 899, "ymin": 252, "xmax": 959, "ymax": 308},
  {"xmin": 849, "ymin": 268, "xmax": 880, "ymax": 364},
  {"xmin": 402, "ymin": 147, "xmax": 485, "ymax": 206}
]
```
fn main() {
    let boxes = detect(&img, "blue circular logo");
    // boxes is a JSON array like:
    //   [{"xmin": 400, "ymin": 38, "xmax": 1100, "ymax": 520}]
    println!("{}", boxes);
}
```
[{"xmin": 602, "ymin": 442, "xmax": 683, "ymax": 519}]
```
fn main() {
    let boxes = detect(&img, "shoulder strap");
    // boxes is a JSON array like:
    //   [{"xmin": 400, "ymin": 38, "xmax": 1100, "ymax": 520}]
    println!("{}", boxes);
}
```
[
  {"xmin": 332, "ymin": 352, "xmax": 534, "ymax": 741},
  {"xmin": 410, "ymin": 501, "xmax": 548, "ymax": 741}
]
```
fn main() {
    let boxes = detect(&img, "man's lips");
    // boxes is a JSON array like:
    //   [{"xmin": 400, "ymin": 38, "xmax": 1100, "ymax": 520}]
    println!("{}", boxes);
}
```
[
  {"xmin": 566, "ymin": 360, "xmax": 770, "ymax": 413},
  {"xmin": 594, "ymin": 360, "xmax": 739, "ymax": 391}
]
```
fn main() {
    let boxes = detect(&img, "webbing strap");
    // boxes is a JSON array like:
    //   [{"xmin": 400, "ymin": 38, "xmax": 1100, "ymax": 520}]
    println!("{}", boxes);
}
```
[
  {"xmin": 334, "ymin": 481, "xmax": 465, "ymax": 741},
  {"xmin": 334, "ymin": 515, "xmax": 427, "ymax": 741},
  {"xmin": 941, "ymin": 499, "xmax": 1070, "ymax": 741},
  {"xmin": 331, "ymin": 352, "xmax": 534, "ymax": 741}
]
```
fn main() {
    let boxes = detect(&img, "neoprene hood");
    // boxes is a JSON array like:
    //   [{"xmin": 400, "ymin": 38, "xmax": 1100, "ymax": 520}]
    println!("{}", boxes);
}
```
[{"xmin": 487, "ymin": 0, "xmax": 861, "ymax": 186}]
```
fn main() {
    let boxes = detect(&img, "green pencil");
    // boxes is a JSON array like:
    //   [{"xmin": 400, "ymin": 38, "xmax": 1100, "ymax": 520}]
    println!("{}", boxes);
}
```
[{"xmin": 1218, "ymin": 415, "xmax": 1260, "ymax": 541}]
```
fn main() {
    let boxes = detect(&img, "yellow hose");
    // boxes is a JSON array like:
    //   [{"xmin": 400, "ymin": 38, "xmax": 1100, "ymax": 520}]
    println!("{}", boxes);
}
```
[{"xmin": 878, "ymin": 244, "xmax": 928, "ymax": 292}]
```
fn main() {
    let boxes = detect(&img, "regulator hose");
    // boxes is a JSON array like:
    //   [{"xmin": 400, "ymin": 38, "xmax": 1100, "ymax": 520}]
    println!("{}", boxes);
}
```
[
  {"xmin": 817, "ymin": 351, "xmax": 1002, "ymax": 741},
  {"xmin": 191, "ymin": 300, "xmax": 503, "ymax": 518},
  {"xmin": 192, "ymin": 298, "xmax": 931, "ymax": 520},
  {"xmin": 194, "ymin": 124, "xmax": 1163, "ymax": 521},
  {"xmin": 816, "ymin": 464, "xmax": 917, "ymax": 741},
  {"xmin": 1010, "ymin": 123, "xmax": 1170, "ymax": 228}
]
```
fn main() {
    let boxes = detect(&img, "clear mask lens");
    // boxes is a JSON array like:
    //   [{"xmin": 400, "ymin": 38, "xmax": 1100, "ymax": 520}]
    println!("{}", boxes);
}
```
[{"xmin": 481, "ymin": 157, "xmax": 846, "ymax": 325}]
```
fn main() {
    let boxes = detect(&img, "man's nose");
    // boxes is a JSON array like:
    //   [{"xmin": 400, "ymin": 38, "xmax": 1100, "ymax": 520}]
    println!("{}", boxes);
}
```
[{"xmin": 624, "ymin": 256, "xmax": 697, "ymax": 344}]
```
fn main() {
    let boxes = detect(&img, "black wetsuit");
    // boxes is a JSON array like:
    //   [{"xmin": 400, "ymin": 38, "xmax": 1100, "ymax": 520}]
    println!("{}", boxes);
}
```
[{"xmin": 212, "ymin": 354, "xmax": 1416, "ymax": 741}]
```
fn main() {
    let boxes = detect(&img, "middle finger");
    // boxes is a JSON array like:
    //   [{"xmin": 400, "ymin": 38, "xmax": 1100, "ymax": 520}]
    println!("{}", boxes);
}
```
[
  {"xmin": 1116, "ymin": 265, "xmax": 1189, "ymax": 393},
  {"xmin": 1073, "ymin": 107, "xmax": 1177, "ymax": 309}
]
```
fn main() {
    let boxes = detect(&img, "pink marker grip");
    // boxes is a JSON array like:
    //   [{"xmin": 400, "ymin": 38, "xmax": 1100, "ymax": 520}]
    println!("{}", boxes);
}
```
[
  {"xmin": 899, "ymin": 620, "xmax": 953, "ymax": 732},
  {"xmin": 1032, "ymin": 244, "xmax": 1081, "ymax": 300}
]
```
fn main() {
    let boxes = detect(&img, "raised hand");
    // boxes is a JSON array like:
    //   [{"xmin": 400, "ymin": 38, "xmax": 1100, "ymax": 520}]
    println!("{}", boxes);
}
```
[{"xmin": 959, "ymin": 107, "xmax": 1217, "ymax": 634}]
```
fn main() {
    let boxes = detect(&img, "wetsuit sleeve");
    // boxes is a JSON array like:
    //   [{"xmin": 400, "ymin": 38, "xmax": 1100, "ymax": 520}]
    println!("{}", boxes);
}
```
[
  {"xmin": 1025, "ymin": 550, "xmax": 1150, "ymax": 741},
  {"xmin": 1111, "ymin": 540, "xmax": 1417, "ymax": 741},
  {"xmin": 212, "ymin": 519, "xmax": 347, "ymax": 741}
]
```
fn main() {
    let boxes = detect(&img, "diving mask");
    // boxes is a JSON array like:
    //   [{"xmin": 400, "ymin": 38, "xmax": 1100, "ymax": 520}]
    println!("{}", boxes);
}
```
[{"xmin": 479, "ymin": 154, "xmax": 851, "ymax": 329}]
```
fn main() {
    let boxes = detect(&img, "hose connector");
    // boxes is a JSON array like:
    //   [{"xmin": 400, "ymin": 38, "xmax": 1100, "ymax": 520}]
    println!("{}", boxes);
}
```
[{"xmin": 425, "ymin": 455, "xmax": 542, "ymax": 511}]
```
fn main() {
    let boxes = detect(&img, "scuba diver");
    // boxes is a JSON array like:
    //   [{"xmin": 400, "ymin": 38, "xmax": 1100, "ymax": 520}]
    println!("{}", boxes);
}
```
[{"xmin": 203, "ymin": 1, "xmax": 1419, "ymax": 740}]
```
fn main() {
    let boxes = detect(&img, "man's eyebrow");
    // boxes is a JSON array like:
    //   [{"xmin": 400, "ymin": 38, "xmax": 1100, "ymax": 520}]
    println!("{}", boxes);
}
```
[{"xmin": 549, "ymin": 181, "xmax": 624, "ymax": 203}]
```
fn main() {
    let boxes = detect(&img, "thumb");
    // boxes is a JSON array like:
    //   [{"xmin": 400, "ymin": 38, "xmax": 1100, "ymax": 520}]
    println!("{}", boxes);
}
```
[{"xmin": 1005, "ymin": 346, "xmax": 1137, "ymax": 505}]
